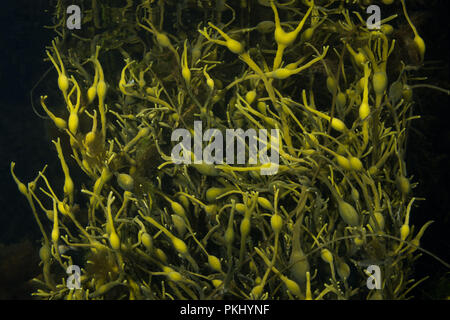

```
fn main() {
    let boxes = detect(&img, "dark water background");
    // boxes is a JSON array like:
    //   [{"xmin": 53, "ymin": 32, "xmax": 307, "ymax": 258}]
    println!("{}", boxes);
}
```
[{"xmin": 0, "ymin": 0, "xmax": 448, "ymax": 299}]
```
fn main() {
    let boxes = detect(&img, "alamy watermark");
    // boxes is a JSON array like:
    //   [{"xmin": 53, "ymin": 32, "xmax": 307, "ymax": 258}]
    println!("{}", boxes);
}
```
[
  {"xmin": 366, "ymin": 5, "xmax": 381, "ymax": 30},
  {"xmin": 65, "ymin": 4, "xmax": 383, "ymax": 31},
  {"xmin": 365, "ymin": 264, "xmax": 382, "ymax": 290},
  {"xmin": 66, "ymin": 5, "xmax": 81, "ymax": 30},
  {"xmin": 66, "ymin": 264, "xmax": 81, "ymax": 289},
  {"xmin": 170, "ymin": 121, "xmax": 280, "ymax": 175}
]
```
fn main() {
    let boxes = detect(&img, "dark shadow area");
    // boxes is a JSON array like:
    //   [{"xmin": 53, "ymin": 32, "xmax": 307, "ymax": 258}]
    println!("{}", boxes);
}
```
[
  {"xmin": 405, "ymin": 1, "xmax": 450, "ymax": 300},
  {"xmin": 0, "ymin": 1, "xmax": 56, "ymax": 299}
]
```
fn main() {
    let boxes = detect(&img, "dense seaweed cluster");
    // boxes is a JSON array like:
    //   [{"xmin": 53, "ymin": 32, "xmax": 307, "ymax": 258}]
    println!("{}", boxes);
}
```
[{"xmin": 11, "ymin": 0, "xmax": 447, "ymax": 299}]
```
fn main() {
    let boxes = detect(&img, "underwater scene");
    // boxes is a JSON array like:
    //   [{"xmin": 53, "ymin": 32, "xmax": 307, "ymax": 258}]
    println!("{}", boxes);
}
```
[{"xmin": 1, "ymin": 0, "xmax": 449, "ymax": 301}]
